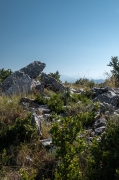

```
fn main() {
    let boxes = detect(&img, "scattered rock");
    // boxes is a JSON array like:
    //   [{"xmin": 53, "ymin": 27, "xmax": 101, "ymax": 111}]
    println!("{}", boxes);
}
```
[
  {"xmin": 32, "ymin": 113, "xmax": 42, "ymax": 135},
  {"xmin": 94, "ymin": 126, "xmax": 106, "ymax": 135},
  {"xmin": 94, "ymin": 118, "xmax": 107, "ymax": 129},
  {"xmin": 40, "ymin": 138, "xmax": 52, "ymax": 148}
]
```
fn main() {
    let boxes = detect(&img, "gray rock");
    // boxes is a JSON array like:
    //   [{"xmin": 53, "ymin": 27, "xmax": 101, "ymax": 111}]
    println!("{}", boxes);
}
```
[
  {"xmin": 76, "ymin": 88, "xmax": 84, "ymax": 93},
  {"xmin": 93, "ymin": 91, "xmax": 119, "ymax": 108},
  {"xmin": 32, "ymin": 113, "xmax": 42, "ymax": 135},
  {"xmin": 37, "ymin": 105, "xmax": 51, "ymax": 114},
  {"xmin": 69, "ymin": 88, "xmax": 77, "ymax": 93},
  {"xmin": 40, "ymin": 138, "xmax": 52, "ymax": 148},
  {"xmin": 95, "ymin": 126, "xmax": 106, "ymax": 135},
  {"xmin": 41, "ymin": 73, "xmax": 66, "ymax": 92},
  {"xmin": 20, "ymin": 61, "xmax": 46, "ymax": 78},
  {"xmin": 1, "ymin": 61, "xmax": 45, "ymax": 95},
  {"xmin": 20, "ymin": 97, "xmax": 34, "ymax": 104},
  {"xmin": 100, "ymin": 102, "xmax": 115, "ymax": 113},
  {"xmin": 90, "ymin": 86, "xmax": 111, "ymax": 99},
  {"xmin": 94, "ymin": 118, "xmax": 107, "ymax": 129}
]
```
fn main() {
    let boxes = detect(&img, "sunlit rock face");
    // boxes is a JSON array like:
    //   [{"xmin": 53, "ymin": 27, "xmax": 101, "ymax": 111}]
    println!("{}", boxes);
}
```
[{"xmin": 1, "ymin": 61, "xmax": 45, "ymax": 95}]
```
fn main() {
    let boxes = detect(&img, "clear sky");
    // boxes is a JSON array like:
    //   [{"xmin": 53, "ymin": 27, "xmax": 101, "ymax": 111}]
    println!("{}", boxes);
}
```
[{"xmin": 0, "ymin": 0, "xmax": 119, "ymax": 79}]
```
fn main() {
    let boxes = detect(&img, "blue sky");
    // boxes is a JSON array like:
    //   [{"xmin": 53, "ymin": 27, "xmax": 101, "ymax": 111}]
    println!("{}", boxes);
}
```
[{"xmin": 0, "ymin": 0, "xmax": 119, "ymax": 79}]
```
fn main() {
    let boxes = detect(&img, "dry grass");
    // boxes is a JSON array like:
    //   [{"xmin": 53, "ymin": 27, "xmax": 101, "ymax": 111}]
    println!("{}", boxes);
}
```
[
  {"xmin": 103, "ymin": 72, "xmax": 116, "ymax": 88},
  {"xmin": 0, "ymin": 95, "xmax": 25, "ymax": 121},
  {"xmin": 41, "ymin": 122, "xmax": 52, "ymax": 139},
  {"xmin": 64, "ymin": 82, "xmax": 93, "ymax": 91},
  {"xmin": 44, "ymin": 88, "xmax": 56, "ymax": 97},
  {"xmin": 0, "ymin": 92, "xmax": 37, "ymax": 121}
]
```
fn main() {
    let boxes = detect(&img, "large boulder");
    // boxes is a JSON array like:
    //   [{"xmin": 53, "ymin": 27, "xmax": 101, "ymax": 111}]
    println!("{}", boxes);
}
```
[
  {"xmin": 1, "ymin": 61, "xmax": 45, "ymax": 95},
  {"xmin": 91, "ymin": 87, "xmax": 119, "ymax": 109},
  {"xmin": 93, "ymin": 90, "xmax": 119, "ymax": 108},
  {"xmin": 41, "ymin": 73, "xmax": 66, "ymax": 92},
  {"xmin": 20, "ymin": 61, "xmax": 45, "ymax": 78}
]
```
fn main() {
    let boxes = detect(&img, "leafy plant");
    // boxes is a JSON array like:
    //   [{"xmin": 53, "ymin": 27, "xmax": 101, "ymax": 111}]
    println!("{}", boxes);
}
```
[
  {"xmin": 86, "ymin": 121, "xmax": 119, "ymax": 180},
  {"xmin": 48, "ymin": 70, "xmax": 62, "ymax": 83},
  {"xmin": 0, "ymin": 149, "xmax": 12, "ymax": 173},
  {"xmin": 75, "ymin": 78, "xmax": 95, "ymax": 88},
  {"xmin": 19, "ymin": 168, "xmax": 36, "ymax": 180},
  {"xmin": 107, "ymin": 56, "xmax": 119, "ymax": 86},
  {"xmin": 50, "ymin": 115, "xmax": 86, "ymax": 180},
  {"xmin": 0, "ymin": 114, "xmax": 37, "ymax": 150},
  {"xmin": 34, "ymin": 94, "xmax": 48, "ymax": 105},
  {"xmin": 74, "ymin": 93, "xmax": 91, "ymax": 106},
  {"xmin": 0, "ymin": 68, "xmax": 12, "ymax": 83},
  {"xmin": 47, "ymin": 93, "xmax": 64, "ymax": 113}
]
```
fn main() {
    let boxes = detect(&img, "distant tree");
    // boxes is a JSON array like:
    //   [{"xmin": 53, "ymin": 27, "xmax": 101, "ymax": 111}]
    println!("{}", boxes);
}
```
[
  {"xmin": 0, "ymin": 68, "xmax": 13, "ymax": 83},
  {"xmin": 75, "ymin": 78, "xmax": 95, "ymax": 88},
  {"xmin": 107, "ymin": 56, "xmax": 119, "ymax": 86},
  {"xmin": 48, "ymin": 70, "xmax": 62, "ymax": 83}
]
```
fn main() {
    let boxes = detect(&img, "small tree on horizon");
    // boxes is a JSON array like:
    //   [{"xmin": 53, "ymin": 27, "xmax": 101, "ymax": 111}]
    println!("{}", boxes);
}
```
[
  {"xmin": 107, "ymin": 56, "xmax": 119, "ymax": 86},
  {"xmin": 0, "ymin": 68, "xmax": 13, "ymax": 83},
  {"xmin": 48, "ymin": 70, "xmax": 62, "ymax": 83}
]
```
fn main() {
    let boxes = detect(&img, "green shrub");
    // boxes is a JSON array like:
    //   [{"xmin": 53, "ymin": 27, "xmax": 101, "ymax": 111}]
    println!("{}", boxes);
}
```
[
  {"xmin": 86, "ymin": 121, "xmax": 119, "ymax": 180},
  {"xmin": 75, "ymin": 93, "xmax": 91, "ymax": 106},
  {"xmin": 78, "ymin": 111, "xmax": 96, "ymax": 127},
  {"xmin": 62, "ymin": 90, "xmax": 76, "ymax": 105},
  {"xmin": 0, "ymin": 149, "xmax": 12, "ymax": 172},
  {"xmin": 47, "ymin": 93, "xmax": 64, "ymax": 113},
  {"xmin": 107, "ymin": 56, "xmax": 119, "ymax": 87},
  {"xmin": 50, "ymin": 115, "xmax": 86, "ymax": 180},
  {"xmin": 35, "ymin": 93, "xmax": 64, "ymax": 114},
  {"xmin": 48, "ymin": 70, "xmax": 62, "ymax": 83},
  {"xmin": 0, "ymin": 114, "xmax": 37, "ymax": 150},
  {"xmin": 50, "ymin": 112, "xmax": 96, "ymax": 179},
  {"xmin": 0, "ymin": 68, "xmax": 12, "ymax": 83},
  {"xmin": 34, "ymin": 94, "xmax": 48, "ymax": 105},
  {"xmin": 62, "ymin": 90, "xmax": 92, "ymax": 106},
  {"xmin": 19, "ymin": 168, "xmax": 36, "ymax": 180},
  {"xmin": 75, "ymin": 78, "xmax": 95, "ymax": 88}
]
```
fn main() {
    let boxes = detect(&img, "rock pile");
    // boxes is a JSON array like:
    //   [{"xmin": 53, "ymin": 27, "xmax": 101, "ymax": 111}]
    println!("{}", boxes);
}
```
[
  {"xmin": 1, "ymin": 61, "xmax": 66, "ymax": 95},
  {"xmin": 91, "ymin": 86, "xmax": 119, "ymax": 108}
]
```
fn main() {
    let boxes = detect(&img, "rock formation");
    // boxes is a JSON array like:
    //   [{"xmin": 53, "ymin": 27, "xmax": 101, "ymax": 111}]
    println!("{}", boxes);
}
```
[
  {"xmin": 91, "ymin": 86, "xmax": 119, "ymax": 109},
  {"xmin": 1, "ymin": 61, "xmax": 67, "ymax": 95},
  {"xmin": 1, "ymin": 61, "xmax": 45, "ymax": 95}
]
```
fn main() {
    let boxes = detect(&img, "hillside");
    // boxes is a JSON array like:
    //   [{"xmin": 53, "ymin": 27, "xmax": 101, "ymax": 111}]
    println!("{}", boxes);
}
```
[{"xmin": 0, "ymin": 61, "xmax": 119, "ymax": 180}]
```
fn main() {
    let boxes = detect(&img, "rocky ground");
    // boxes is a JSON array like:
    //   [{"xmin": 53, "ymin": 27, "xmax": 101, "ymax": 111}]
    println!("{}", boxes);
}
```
[{"xmin": 1, "ymin": 61, "xmax": 119, "ymax": 179}]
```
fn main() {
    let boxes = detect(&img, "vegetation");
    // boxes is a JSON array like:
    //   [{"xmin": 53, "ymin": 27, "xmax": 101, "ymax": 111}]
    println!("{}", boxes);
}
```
[
  {"xmin": 86, "ymin": 120, "xmax": 119, "ymax": 180},
  {"xmin": 0, "ymin": 68, "xmax": 12, "ymax": 83},
  {"xmin": 75, "ymin": 78, "xmax": 95, "ymax": 88},
  {"xmin": 50, "ymin": 115, "xmax": 85, "ymax": 180},
  {"xmin": 48, "ymin": 70, "xmax": 62, "ymax": 83},
  {"xmin": 1, "ymin": 58, "xmax": 119, "ymax": 179},
  {"xmin": 107, "ymin": 56, "xmax": 119, "ymax": 87}
]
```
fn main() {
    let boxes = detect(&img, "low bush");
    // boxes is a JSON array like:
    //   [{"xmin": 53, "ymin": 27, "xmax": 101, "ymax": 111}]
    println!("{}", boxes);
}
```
[
  {"xmin": 47, "ymin": 93, "xmax": 64, "ymax": 113},
  {"xmin": 0, "ymin": 114, "xmax": 37, "ymax": 150},
  {"xmin": 50, "ymin": 115, "xmax": 85, "ymax": 180},
  {"xmin": 74, "ymin": 78, "xmax": 95, "ymax": 88},
  {"xmin": 86, "ymin": 121, "xmax": 119, "ymax": 180},
  {"xmin": 50, "ymin": 111, "xmax": 96, "ymax": 180},
  {"xmin": 34, "ymin": 94, "xmax": 48, "ymax": 105}
]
